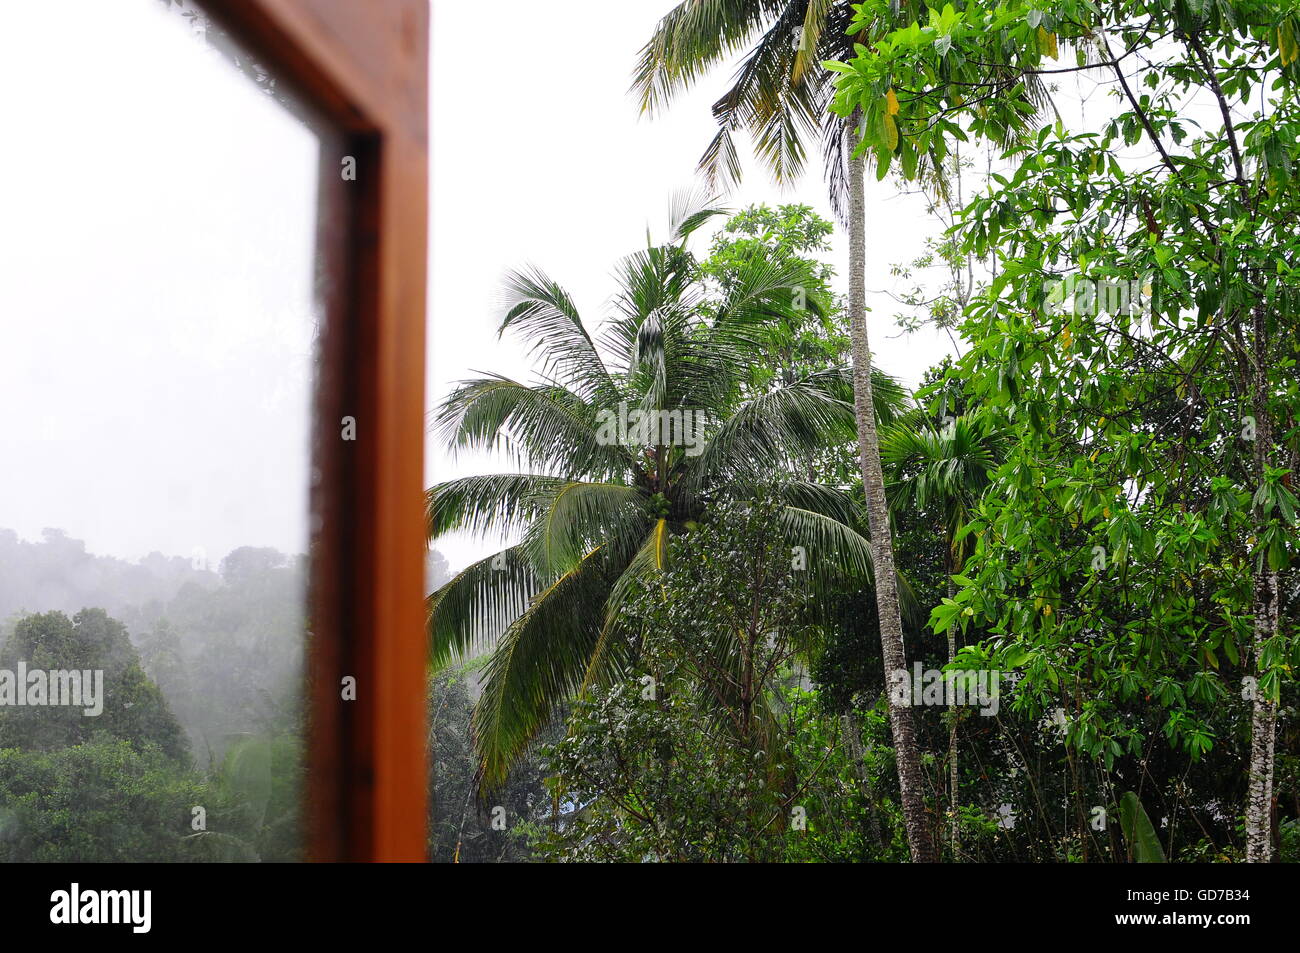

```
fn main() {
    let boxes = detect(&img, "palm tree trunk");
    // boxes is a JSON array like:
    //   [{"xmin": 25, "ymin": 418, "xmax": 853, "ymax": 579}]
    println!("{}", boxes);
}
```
[{"xmin": 847, "ymin": 136, "xmax": 937, "ymax": 863}]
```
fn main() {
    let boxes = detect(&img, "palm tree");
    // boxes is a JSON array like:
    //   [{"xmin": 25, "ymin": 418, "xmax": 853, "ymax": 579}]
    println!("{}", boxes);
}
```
[
  {"xmin": 883, "ymin": 410, "xmax": 1003, "ymax": 858},
  {"xmin": 633, "ymin": 0, "xmax": 939, "ymax": 860},
  {"xmin": 427, "ymin": 195, "xmax": 907, "ymax": 786}
]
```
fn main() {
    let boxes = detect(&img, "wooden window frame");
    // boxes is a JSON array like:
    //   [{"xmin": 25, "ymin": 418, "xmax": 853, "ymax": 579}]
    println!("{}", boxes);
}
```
[{"xmin": 205, "ymin": 0, "xmax": 429, "ymax": 862}]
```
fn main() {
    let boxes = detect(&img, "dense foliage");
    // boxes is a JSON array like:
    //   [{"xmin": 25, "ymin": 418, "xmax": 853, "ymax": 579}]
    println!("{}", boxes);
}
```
[
  {"xmin": 0, "ymin": 536, "xmax": 314, "ymax": 861},
  {"xmin": 433, "ymin": 178, "xmax": 1300, "ymax": 862}
]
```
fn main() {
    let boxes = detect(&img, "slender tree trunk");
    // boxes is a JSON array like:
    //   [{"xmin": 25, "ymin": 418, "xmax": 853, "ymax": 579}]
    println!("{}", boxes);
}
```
[
  {"xmin": 1246, "ymin": 558, "xmax": 1280, "ymax": 864},
  {"xmin": 842, "ymin": 709, "xmax": 884, "ymax": 847},
  {"xmin": 847, "ymin": 138, "xmax": 937, "ymax": 863},
  {"xmin": 946, "ymin": 575, "xmax": 959, "ymax": 860},
  {"xmin": 1246, "ymin": 300, "xmax": 1279, "ymax": 863}
]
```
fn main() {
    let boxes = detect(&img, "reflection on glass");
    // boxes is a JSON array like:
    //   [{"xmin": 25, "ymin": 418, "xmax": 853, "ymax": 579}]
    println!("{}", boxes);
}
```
[{"xmin": 0, "ymin": 0, "xmax": 330, "ymax": 861}]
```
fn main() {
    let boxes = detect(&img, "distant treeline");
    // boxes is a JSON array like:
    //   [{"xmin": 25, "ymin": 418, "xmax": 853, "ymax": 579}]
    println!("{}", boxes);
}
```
[{"xmin": 0, "ymin": 527, "xmax": 457, "ymax": 861}]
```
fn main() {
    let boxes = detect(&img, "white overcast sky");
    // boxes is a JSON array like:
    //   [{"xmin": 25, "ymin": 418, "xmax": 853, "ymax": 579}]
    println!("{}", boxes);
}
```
[
  {"xmin": 427, "ymin": 0, "xmax": 953, "ymax": 572},
  {"xmin": 0, "ymin": 0, "xmax": 960, "ymax": 573},
  {"xmin": 0, "ymin": 0, "xmax": 318, "ymax": 569}
]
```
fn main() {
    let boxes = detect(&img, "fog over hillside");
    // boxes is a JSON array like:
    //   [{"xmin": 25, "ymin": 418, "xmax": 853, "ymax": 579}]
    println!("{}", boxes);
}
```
[
  {"xmin": 0, "ymin": 526, "xmax": 461, "ymax": 861},
  {"xmin": 0, "ymin": 528, "xmax": 452, "ymax": 762}
]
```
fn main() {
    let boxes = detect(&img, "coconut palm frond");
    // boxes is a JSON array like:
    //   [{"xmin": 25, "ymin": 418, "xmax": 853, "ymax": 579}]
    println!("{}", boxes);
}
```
[
  {"xmin": 427, "ymin": 546, "xmax": 537, "ymax": 669},
  {"xmin": 581, "ymin": 518, "xmax": 673, "ymax": 695},
  {"xmin": 435, "ymin": 374, "xmax": 634, "ymax": 479},
  {"xmin": 632, "ymin": 0, "xmax": 789, "ymax": 115},
  {"xmin": 426, "ymin": 473, "xmax": 565, "ymax": 542},
  {"xmin": 882, "ymin": 413, "xmax": 1005, "ymax": 567},
  {"xmin": 498, "ymin": 266, "xmax": 619, "ymax": 405},
  {"xmin": 472, "ymin": 545, "xmax": 619, "ymax": 788},
  {"xmin": 685, "ymin": 378, "xmax": 855, "ymax": 491},
  {"xmin": 532, "ymin": 481, "xmax": 652, "ymax": 576},
  {"xmin": 809, "ymin": 365, "xmax": 911, "ymax": 426},
  {"xmin": 669, "ymin": 187, "xmax": 732, "ymax": 242}
]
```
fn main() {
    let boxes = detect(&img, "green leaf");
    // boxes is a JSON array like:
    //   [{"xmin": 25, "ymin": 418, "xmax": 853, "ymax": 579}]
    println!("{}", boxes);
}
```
[
  {"xmin": 1281, "ymin": 20, "xmax": 1299, "ymax": 67},
  {"xmin": 1119, "ymin": 791, "xmax": 1166, "ymax": 863},
  {"xmin": 222, "ymin": 736, "xmax": 273, "ymax": 829}
]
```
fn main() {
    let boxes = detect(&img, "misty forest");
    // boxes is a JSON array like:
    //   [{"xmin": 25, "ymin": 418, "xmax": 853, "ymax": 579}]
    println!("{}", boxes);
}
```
[{"xmin": 6, "ymin": 0, "xmax": 1300, "ymax": 864}]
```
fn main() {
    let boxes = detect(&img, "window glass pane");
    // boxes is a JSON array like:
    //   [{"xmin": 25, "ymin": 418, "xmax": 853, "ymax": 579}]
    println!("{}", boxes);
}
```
[{"xmin": 0, "ymin": 0, "xmax": 331, "ymax": 861}]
